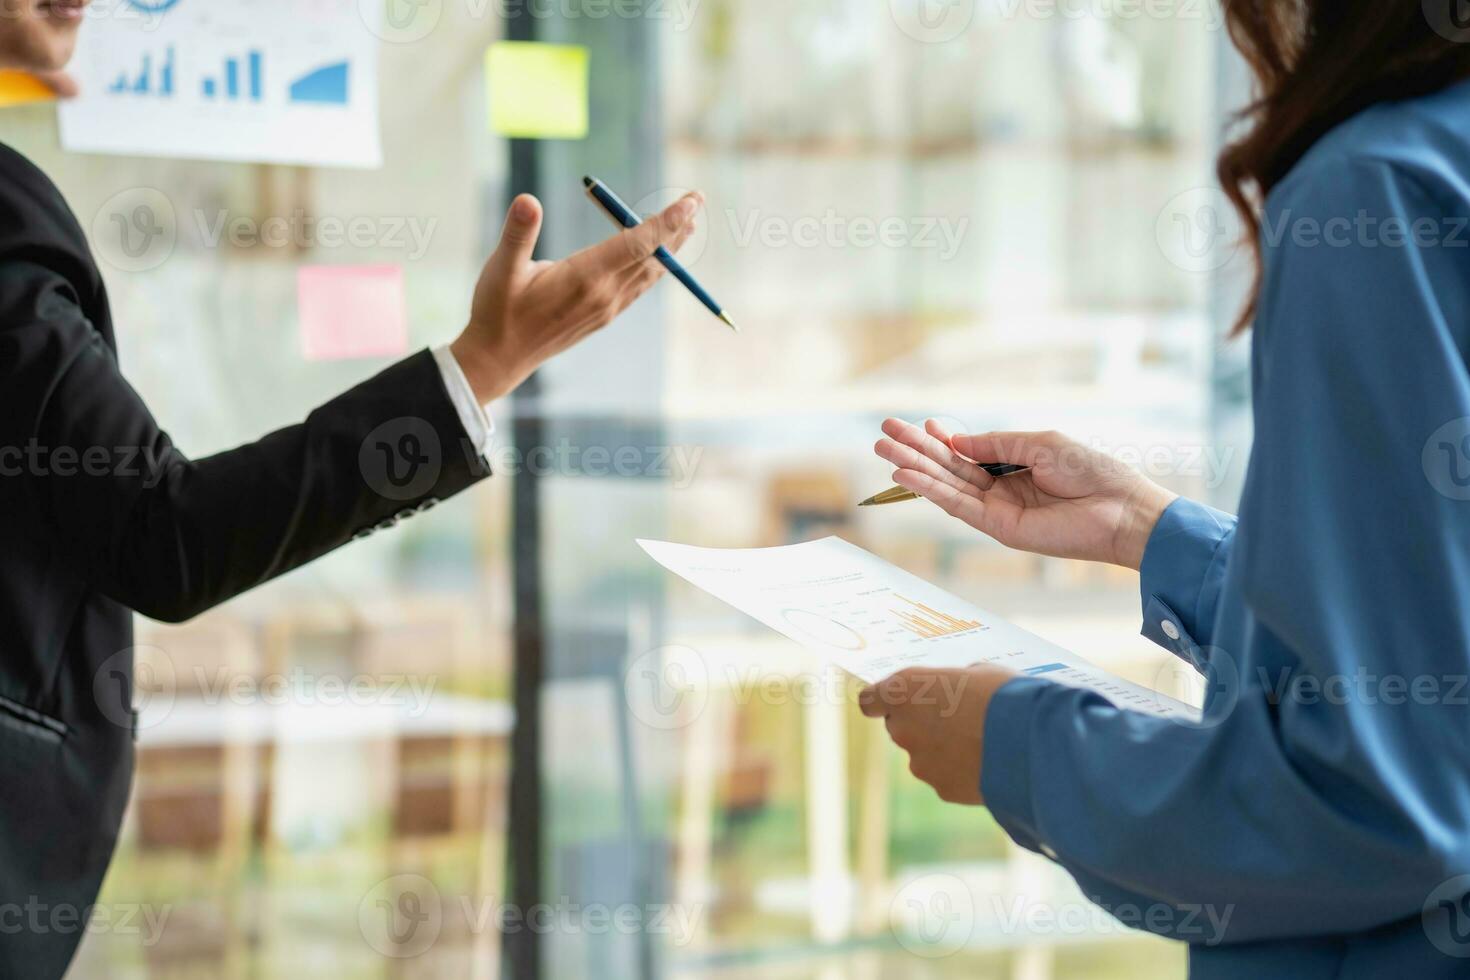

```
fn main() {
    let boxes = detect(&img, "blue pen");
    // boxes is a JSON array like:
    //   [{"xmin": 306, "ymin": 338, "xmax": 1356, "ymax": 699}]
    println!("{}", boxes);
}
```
[{"xmin": 582, "ymin": 175, "xmax": 739, "ymax": 333}]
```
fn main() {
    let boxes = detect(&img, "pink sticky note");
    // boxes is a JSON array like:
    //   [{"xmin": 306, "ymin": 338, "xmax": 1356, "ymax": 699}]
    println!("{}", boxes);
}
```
[{"xmin": 297, "ymin": 265, "xmax": 409, "ymax": 361}]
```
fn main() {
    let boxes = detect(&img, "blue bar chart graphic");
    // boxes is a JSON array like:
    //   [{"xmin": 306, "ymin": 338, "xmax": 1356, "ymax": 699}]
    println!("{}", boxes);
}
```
[
  {"xmin": 108, "ymin": 49, "xmax": 350, "ymax": 108},
  {"xmin": 63, "ymin": 0, "xmax": 382, "ymax": 169},
  {"xmin": 108, "ymin": 47, "xmax": 175, "ymax": 96},
  {"xmin": 201, "ymin": 49, "xmax": 264, "ymax": 102}
]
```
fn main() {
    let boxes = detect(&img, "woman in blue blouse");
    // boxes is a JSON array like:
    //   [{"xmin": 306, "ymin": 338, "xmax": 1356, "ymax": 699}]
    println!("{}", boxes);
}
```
[{"xmin": 860, "ymin": 2, "xmax": 1470, "ymax": 976}]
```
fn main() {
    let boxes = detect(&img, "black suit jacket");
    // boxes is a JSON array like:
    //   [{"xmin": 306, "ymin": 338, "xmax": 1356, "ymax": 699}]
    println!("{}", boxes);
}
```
[{"xmin": 0, "ymin": 143, "xmax": 488, "ymax": 978}]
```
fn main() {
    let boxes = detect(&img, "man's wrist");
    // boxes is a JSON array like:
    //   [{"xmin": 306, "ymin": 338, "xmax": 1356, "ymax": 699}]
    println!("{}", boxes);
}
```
[{"xmin": 449, "ymin": 333, "xmax": 515, "ymax": 404}]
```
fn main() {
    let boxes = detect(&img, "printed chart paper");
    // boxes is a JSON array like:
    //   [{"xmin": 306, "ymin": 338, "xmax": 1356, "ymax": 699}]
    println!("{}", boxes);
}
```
[
  {"xmin": 59, "ymin": 0, "xmax": 381, "ymax": 168},
  {"xmin": 639, "ymin": 536, "xmax": 1199, "ymax": 721}
]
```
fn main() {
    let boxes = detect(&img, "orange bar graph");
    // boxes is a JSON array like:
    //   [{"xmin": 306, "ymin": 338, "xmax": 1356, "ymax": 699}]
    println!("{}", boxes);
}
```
[{"xmin": 893, "ymin": 596, "xmax": 982, "ymax": 638}]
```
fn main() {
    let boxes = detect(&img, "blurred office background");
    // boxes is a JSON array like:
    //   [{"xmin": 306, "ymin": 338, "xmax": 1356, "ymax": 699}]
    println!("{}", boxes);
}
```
[{"xmin": 4, "ymin": 0, "xmax": 1251, "ymax": 976}]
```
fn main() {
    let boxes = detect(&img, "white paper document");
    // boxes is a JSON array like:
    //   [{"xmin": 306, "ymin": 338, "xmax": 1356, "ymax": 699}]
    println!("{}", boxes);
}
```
[
  {"xmin": 59, "ymin": 0, "xmax": 381, "ymax": 168},
  {"xmin": 639, "ymin": 536, "xmax": 1198, "ymax": 721}
]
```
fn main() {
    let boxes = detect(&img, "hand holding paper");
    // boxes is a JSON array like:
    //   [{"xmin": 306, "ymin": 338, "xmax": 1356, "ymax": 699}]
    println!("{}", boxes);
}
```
[
  {"xmin": 638, "ymin": 535, "xmax": 1196, "ymax": 720},
  {"xmin": 859, "ymin": 663, "xmax": 1017, "ymax": 805}
]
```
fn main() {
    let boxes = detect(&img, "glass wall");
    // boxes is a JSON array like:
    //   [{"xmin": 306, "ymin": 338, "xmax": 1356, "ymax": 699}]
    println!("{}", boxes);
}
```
[
  {"xmin": 630, "ymin": 1, "xmax": 1228, "ymax": 977},
  {"xmin": 1, "ymin": 0, "xmax": 1238, "ymax": 977}
]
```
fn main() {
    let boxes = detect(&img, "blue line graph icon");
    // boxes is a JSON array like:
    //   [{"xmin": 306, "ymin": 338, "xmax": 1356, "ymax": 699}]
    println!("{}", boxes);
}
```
[{"xmin": 288, "ymin": 61, "xmax": 350, "ymax": 105}]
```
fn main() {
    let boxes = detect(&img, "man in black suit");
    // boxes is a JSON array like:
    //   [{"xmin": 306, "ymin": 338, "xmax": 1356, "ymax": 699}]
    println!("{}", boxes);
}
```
[{"xmin": 0, "ymin": 5, "xmax": 701, "ymax": 976}]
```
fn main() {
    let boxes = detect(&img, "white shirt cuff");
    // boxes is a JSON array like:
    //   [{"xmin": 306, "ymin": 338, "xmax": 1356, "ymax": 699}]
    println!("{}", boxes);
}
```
[{"xmin": 431, "ymin": 344, "xmax": 495, "ymax": 457}]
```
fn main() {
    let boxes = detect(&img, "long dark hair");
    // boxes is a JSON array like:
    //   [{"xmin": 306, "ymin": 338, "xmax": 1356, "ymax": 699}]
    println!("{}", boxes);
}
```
[{"xmin": 1217, "ymin": 1, "xmax": 1470, "ymax": 333}]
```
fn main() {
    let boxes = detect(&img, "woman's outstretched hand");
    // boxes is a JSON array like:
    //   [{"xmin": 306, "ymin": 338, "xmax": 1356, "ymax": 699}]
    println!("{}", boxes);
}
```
[
  {"xmin": 873, "ymin": 419, "xmax": 1178, "ymax": 570},
  {"xmin": 451, "ymin": 191, "xmax": 701, "ymax": 403}
]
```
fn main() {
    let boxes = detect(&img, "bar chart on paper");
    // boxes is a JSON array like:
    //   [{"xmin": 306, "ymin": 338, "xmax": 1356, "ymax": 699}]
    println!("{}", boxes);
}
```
[
  {"xmin": 893, "ymin": 596, "xmax": 983, "ymax": 639},
  {"xmin": 639, "ymin": 536, "xmax": 1200, "ymax": 721},
  {"xmin": 59, "ymin": 0, "xmax": 381, "ymax": 167}
]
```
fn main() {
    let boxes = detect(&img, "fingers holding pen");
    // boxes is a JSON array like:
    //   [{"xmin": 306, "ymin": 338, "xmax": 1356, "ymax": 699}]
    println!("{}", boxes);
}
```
[
  {"xmin": 875, "ymin": 418, "xmax": 991, "ymax": 496},
  {"xmin": 890, "ymin": 467, "xmax": 992, "ymax": 529},
  {"xmin": 921, "ymin": 418, "xmax": 997, "ymax": 490}
]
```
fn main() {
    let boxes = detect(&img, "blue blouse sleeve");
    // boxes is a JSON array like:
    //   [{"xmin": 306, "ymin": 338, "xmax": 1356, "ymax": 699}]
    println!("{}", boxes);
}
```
[
  {"xmin": 1138, "ymin": 497, "xmax": 1237, "ymax": 671},
  {"xmin": 981, "ymin": 156, "xmax": 1470, "ymax": 945}
]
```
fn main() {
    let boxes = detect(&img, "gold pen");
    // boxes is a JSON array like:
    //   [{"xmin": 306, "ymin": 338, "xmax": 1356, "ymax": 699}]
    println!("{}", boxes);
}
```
[{"xmin": 859, "ymin": 463, "xmax": 1030, "ymax": 507}]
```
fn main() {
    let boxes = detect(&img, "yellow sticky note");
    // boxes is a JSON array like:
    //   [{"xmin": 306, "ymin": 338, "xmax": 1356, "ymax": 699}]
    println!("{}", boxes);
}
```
[
  {"xmin": 485, "ymin": 42, "xmax": 589, "ymax": 140},
  {"xmin": 0, "ymin": 70, "xmax": 54, "ymax": 108}
]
